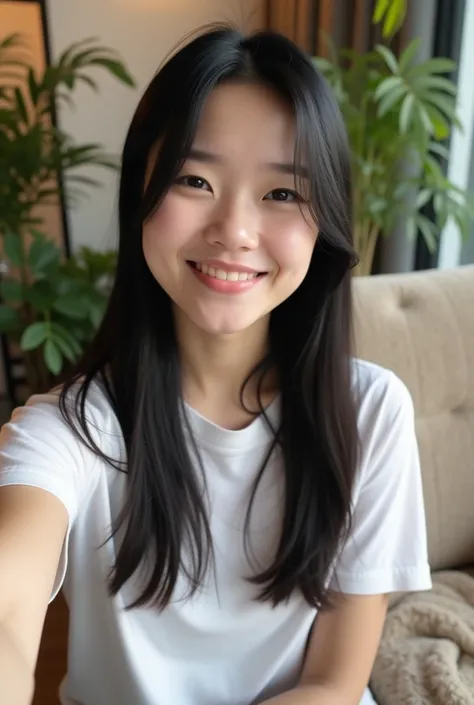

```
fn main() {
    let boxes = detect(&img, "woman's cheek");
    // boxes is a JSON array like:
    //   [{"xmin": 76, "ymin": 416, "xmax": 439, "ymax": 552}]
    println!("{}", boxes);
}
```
[
  {"xmin": 267, "ymin": 220, "xmax": 317, "ymax": 273},
  {"xmin": 143, "ymin": 194, "xmax": 200, "ymax": 249}
]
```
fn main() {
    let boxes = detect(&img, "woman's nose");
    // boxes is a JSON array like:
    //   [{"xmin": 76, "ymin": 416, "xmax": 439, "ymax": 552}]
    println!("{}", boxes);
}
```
[{"xmin": 204, "ymin": 198, "xmax": 259, "ymax": 251}]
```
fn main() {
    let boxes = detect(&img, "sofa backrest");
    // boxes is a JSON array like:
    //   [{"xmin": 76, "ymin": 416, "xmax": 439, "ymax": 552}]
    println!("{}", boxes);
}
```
[{"xmin": 352, "ymin": 265, "xmax": 474, "ymax": 572}]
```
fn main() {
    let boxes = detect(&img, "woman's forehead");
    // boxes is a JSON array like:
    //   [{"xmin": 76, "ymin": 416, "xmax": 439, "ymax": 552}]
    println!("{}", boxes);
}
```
[{"xmin": 191, "ymin": 82, "xmax": 296, "ymax": 161}]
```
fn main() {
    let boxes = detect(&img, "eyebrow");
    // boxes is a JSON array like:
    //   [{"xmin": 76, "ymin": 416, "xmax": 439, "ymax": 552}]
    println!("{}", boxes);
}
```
[{"xmin": 186, "ymin": 148, "xmax": 309, "ymax": 179}]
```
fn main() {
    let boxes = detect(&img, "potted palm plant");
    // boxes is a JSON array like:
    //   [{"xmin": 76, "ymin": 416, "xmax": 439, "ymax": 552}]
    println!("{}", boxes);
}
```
[
  {"xmin": 0, "ymin": 33, "xmax": 134, "ymax": 396},
  {"xmin": 315, "ymin": 7, "xmax": 473, "ymax": 274}
]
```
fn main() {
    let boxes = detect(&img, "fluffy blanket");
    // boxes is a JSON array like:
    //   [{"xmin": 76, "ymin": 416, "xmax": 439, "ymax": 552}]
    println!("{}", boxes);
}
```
[{"xmin": 371, "ymin": 571, "xmax": 474, "ymax": 705}]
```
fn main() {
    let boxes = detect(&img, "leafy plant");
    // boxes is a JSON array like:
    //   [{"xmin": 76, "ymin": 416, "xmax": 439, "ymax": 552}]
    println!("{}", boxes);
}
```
[
  {"xmin": 0, "ymin": 32, "xmax": 135, "ymax": 235},
  {"xmin": 0, "ymin": 32, "xmax": 133, "ymax": 393},
  {"xmin": 373, "ymin": 0, "xmax": 407, "ymax": 39},
  {"xmin": 315, "ymin": 40, "xmax": 473, "ymax": 274},
  {"xmin": 0, "ymin": 231, "xmax": 116, "ymax": 388}
]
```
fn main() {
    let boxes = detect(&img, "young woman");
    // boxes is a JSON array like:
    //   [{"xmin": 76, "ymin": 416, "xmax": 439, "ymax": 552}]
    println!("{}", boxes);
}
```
[{"xmin": 0, "ymin": 26, "xmax": 431, "ymax": 705}]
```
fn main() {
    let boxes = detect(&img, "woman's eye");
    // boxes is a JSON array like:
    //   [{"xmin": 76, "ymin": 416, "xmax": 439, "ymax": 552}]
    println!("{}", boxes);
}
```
[
  {"xmin": 177, "ymin": 175, "xmax": 211, "ymax": 191},
  {"xmin": 264, "ymin": 188, "xmax": 300, "ymax": 202}
]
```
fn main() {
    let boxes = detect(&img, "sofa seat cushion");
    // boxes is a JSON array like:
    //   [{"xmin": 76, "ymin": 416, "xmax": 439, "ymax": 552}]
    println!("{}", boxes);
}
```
[{"xmin": 353, "ymin": 266, "xmax": 474, "ymax": 572}]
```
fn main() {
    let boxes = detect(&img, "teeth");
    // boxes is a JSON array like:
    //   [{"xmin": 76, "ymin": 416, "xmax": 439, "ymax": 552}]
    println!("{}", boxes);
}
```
[{"xmin": 194, "ymin": 262, "xmax": 258, "ymax": 281}]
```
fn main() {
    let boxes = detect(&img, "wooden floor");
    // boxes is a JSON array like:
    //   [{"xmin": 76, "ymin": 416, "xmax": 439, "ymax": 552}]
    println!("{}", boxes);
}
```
[{"xmin": 33, "ymin": 594, "xmax": 69, "ymax": 705}]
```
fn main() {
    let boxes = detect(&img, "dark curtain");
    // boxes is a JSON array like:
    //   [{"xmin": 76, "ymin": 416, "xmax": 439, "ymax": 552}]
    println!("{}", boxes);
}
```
[{"xmin": 265, "ymin": 0, "xmax": 410, "ymax": 58}]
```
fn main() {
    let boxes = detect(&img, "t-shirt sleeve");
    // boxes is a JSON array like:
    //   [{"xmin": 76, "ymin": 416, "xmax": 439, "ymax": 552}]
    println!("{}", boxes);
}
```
[
  {"xmin": 0, "ymin": 389, "xmax": 100, "ymax": 600},
  {"xmin": 329, "ymin": 370, "xmax": 432, "ymax": 595}
]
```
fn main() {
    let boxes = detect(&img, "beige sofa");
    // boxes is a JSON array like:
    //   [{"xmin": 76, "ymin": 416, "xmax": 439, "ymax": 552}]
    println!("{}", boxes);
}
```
[{"xmin": 353, "ymin": 264, "xmax": 474, "ymax": 703}]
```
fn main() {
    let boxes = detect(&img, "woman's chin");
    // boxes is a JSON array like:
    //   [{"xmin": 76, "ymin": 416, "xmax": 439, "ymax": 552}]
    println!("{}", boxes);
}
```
[
  {"xmin": 183, "ymin": 311, "xmax": 267, "ymax": 337},
  {"xmin": 172, "ymin": 299, "xmax": 271, "ymax": 338},
  {"xmin": 193, "ymin": 318, "xmax": 258, "ymax": 336}
]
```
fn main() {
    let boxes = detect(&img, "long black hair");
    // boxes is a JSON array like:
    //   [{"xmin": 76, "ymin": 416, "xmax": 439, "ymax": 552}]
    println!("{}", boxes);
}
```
[{"xmin": 60, "ymin": 25, "xmax": 359, "ymax": 611}]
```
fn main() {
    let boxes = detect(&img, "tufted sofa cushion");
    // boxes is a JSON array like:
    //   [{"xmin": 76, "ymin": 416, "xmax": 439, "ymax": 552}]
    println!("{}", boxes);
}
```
[{"xmin": 352, "ymin": 265, "xmax": 474, "ymax": 572}]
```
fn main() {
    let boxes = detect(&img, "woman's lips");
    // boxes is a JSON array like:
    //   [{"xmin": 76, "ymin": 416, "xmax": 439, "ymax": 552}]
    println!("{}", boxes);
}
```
[{"xmin": 187, "ymin": 261, "xmax": 267, "ymax": 294}]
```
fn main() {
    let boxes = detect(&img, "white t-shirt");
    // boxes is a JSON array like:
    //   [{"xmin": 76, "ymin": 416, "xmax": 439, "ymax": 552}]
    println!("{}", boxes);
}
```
[{"xmin": 0, "ymin": 359, "xmax": 431, "ymax": 705}]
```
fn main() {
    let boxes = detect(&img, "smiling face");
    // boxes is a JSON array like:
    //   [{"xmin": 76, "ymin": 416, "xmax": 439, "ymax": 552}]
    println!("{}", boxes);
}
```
[{"xmin": 142, "ymin": 81, "xmax": 318, "ymax": 337}]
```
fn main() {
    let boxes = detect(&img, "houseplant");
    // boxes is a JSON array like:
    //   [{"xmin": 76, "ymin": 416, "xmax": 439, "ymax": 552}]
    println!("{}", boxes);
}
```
[
  {"xmin": 373, "ymin": 0, "xmax": 407, "ymax": 39},
  {"xmin": 314, "ymin": 12, "xmax": 473, "ymax": 274},
  {"xmin": 0, "ymin": 234, "xmax": 116, "ymax": 393},
  {"xmin": 0, "ymin": 33, "xmax": 134, "ymax": 393}
]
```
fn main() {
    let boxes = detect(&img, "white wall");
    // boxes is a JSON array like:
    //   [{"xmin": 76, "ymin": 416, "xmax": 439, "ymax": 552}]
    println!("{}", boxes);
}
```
[{"xmin": 47, "ymin": 0, "xmax": 264, "ymax": 252}]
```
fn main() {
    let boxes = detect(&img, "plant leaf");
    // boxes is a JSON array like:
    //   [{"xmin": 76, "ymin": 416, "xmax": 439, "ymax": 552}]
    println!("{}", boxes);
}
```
[
  {"xmin": 424, "ymin": 154, "xmax": 445, "ymax": 183},
  {"xmin": 425, "ymin": 104, "xmax": 450, "ymax": 140},
  {"xmin": 417, "ymin": 75, "xmax": 457, "ymax": 95},
  {"xmin": 423, "ymin": 57, "xmax": 457, "ymax": 74},
  {"xmin": 56, "ymin": 37, "xmax": 100, "ymax": 69},
  {"xmin": 51, "ymin": 91, "xmax": 74, "ymax": 110},
  {"xmin": 429, "ymin": 141, "xmax": 450, "ymax": 160},
  {"xmin": 50, "ymin": 322, "xmax": 82, "ymax": 356},
  {"xmin": 312, "ymin": 57, "xmax": 334, "ymax": 73},
  {"xmin": 43, "ymin": 338, "xmax": 63, "ymax": 375},
  {"xmin": 417, "ymin": 102, "xmax": 435, "ymax": 134},
  {"xmin": 89, "ymin": 302, "xmax": 105, "ymax": 328},
  {"xmin": 407, "ymin": 57, "xmax": 457, "ymax": 79},
  {"xmin": 76, "ymin": 73, "xmax": 99, "ymax": 92},
  {"xmin": 377, "ymin": 85, "xmax": 406, "ymax": 117},
  {"xmin": 29, "ymin": 237, "xmax": 61, "ymax": 274},
  {"xmin": 416, "ymin": 188, "xmax": 432, "ymax": 209},
  {"xmin": 69, "ymin": 47, "xmax": 108, "ymax": 69},
  {"xmin": 4, "ymin": 231, "xmax": 23, "ymax": 267},
  {"xmin": 52, "ymin": 296, "xmax": 88, "ymax": 319},
  {"xmin": 374, "ymin": 75, "xmax": 403, "ymax": 101},
  {"xmin": 424, "ymin": 92, "xmax": 457, "ymax": 121},
  {"xmin": 0, "ymin": 279, "xmax": 23, "ymax": 302},
  {"xmin": 398, "ymin": 39, "xmax": 421, "ymax": 73},
  {"xmin": 27, "ymin": 67, "xmax": 39, "ymax": 105},
  {"xmin": 399, "ymin": 93, "xmax": 415, "ymax": 132},
  {"xmin": 0, "ymin": 304, "xmax": 20, "ymax": 332},
  {"xmin": 21, "ymin": 321, "xmax": 48, "ymax": 351},
  {"xmin": 0, "ymin": 33, "xmax": 24, "ymax": 50},
  {"xmin": 26, "ymin": 280, "xmax": 56, "ymax": 312},
  {"xmin": 373, "ymin": 0, "xmax": 391, "ymax": 23},
  {"xmin": 416, "ymin": 214, "xmax": 438, "ymax": 251},
  {"xmin": 88, "ymin": 57, "xmax": 135, "ymax": 86},
  {"xmin": 14, "ymin": 86, "xmax": 28, "ymax": 124},
  {"xmin": 376, "ymin": 44, "xmax": 399, "ymax": 74},
  {"xmin": 373, "ymin": 0, "xmax": 407, "ymax": 39},
  {"xmin": 50, "ymin": 328, "xmax": 77, "ymax": 362},
  {"xmin": 384, "ymin": 0, "xmax": 406, "ymax": 39}
]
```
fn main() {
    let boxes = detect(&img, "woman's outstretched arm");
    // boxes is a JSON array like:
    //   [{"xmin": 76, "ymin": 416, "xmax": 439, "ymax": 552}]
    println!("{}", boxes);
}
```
[{"xmin": 263, "ymin": 592, "xmax": 388, "ymax": 705}]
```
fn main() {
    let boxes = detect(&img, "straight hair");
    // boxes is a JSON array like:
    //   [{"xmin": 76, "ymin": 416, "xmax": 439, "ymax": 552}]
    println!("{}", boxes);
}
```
[{"xmin": 60, "ymin": 25, "xmax": 359, "ymax": 611}]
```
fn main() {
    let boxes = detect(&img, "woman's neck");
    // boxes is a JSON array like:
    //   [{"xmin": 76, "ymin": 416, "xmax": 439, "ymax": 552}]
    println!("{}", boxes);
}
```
[{"xmin": 175, "ymin": 312, "xmax": 276, "ymax": 429}]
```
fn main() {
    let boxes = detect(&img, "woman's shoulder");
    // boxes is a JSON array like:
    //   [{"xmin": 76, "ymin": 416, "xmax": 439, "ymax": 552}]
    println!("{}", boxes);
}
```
[
  {"xmin": 351, "ymin": 358, "xmax": 414, "ymax": 425},
  {"xmin": 0, "ymin": 376, "xmax": 124, "ymax": 548},
  {"xmin": 4, "ymin": 375, "xmax": 122, "ymax": 458},
  {"xmin": 28, "ymin": 376, "xmax": 112, "ymax": 421}
]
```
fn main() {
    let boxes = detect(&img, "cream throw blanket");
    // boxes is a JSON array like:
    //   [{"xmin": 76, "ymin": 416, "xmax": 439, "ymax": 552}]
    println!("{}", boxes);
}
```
[{"xmin": 370, "ymin": 571, "xmax": 474, "ymax": 705}]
